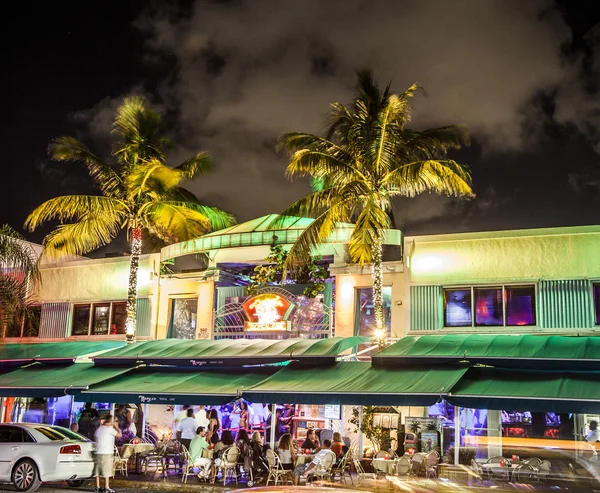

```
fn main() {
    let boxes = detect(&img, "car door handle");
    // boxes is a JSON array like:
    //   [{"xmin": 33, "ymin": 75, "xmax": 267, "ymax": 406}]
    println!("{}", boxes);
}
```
[{"xmin": 11, "ymin": 446, "xmax": 20, "ymax": 451}]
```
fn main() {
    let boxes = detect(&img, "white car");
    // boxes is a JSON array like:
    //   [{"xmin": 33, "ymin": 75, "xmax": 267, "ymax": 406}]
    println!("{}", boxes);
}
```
[{"xmin": 0, "ymin": 423, "xmax": 95, "ymax": 492}]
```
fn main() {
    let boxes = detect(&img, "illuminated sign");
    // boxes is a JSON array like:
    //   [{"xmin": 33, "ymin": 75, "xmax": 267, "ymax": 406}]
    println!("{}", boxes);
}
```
[{"xmin": 242, "ymin": 294, "xmax": 294, "ymax": 331}]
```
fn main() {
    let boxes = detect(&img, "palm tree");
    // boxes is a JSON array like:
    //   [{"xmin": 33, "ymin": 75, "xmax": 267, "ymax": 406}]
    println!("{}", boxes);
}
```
[
  {"xmin": 25, "ymin": 97, "xmax": 235, "ymax": 342},
  {"xmin": 0, "ymin": 225, "xmax": 40, "ymax": 337},
  {"xmin": 277, "ymin": 70, "xmax": 473, "ymax": 337}
]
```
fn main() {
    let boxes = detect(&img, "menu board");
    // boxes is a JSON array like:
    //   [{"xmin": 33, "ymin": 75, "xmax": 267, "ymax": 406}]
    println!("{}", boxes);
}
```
[{"xmin": 324, "ymin": 404, "xmax": 341, "ymax": 420}]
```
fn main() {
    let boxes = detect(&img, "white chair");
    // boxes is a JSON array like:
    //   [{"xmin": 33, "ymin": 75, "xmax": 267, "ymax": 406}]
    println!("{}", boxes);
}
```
[
  {"xmin": 216, "ymin": 446, "xmax": 240, "ymax": 485},
  {"xmin": 332, "ymin": 448, "xmax": 353, "ymax": 484},
  {"xmin": 396, "ymin": 456, "xmax": 412, "ymax": 479},
  {"xmin": 353, "ymin": 454, "xmax": 377, "ymax": 485},
  {"xmin": 181, "ymin": 445, "xmax": 197, "ymax": 484},
  {"xmin": 307, "ymin": 450, "xmax": 336, "ymax": 483},
  {"xmin": 113, "ymin": 446, "xmax": 130, "ymax": 476},
  {"xmin": 425, "ymin": 451, "xmax": 439, "ymax": 479},
  {"xmin": 266, "ymin": 449, "xmax": 293, "ymax": 486}
]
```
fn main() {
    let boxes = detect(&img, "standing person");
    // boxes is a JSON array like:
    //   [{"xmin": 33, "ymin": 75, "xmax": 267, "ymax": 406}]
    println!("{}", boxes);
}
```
[
  {"xmin": 281, "ymin": 404, "xmax": 296, "ymax": 435},
  {"xmin": 189, "ymin": 426, "xmax": 214, "ymax": 481},
  {"xmin": 93, "ymin": 415, "xmax": 122, "ymax": 493},
  {"xmin": 276, "ymin": 433, "xmax": 297, "ymax": 470},
  {"xmin": 196, "ymin": 405, "xmax": 210, "ymax": 429},
  {"xmin": 78, "ymin": 403, "xmax": 100, "ymax": 440},
  {"xmin": 175, "ymin": 405, "xmax": 192, "ymax": 428},
  {"xmin": 177, "ymin": 408, "xmax": 198, "ymax": 451},
  {"xmin": 207, "ymin": 409, "xmax": 220, "ymax": 443},
  {"xmin": 233, "ymin": 401, "xmax": 250, "ymax": 431}
]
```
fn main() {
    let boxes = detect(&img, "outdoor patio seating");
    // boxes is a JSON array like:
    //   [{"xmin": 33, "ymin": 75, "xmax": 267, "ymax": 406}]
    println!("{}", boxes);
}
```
[
  {"xmin": 306, "ymin": 450, "xmax": 336, "ymax": 483},
  {"xmin": 332, "ymin": 448, "xmax": 353, "ymax": 484},
  {"xmin": 425, "ymin": 451, "xmax": 439, "ymax": 479},
  {"xmin": 395, "ymin": 456, "xmax": 411, "ymax": 479},
  {"xmin": 537, "ymin": 460, "xmax": 551, "ymax": 482},
  {"xmin": 181, "ymin": 445, "xmax": 197, "ymax": 484},
  {"xmin": 265, "ymin": 448, "xmax": 293, "ymax": 486},
  {"xmin": 114, "ymin": 446, "xmax": 130, "ymax": 476},
  {"xmin": 140, "ymin": 442, "xmax": 167, "ymax": 474},
  {"xmin": 410, "ymin": 453, "xmax": 426, "ymax": 477},
  {"xmin": 215, "ymin": 445, "xmax": 240, "ymax": 485},
  {"xmin": 484, "ymin": 456, "xmax": 509, "ymax": 481}
]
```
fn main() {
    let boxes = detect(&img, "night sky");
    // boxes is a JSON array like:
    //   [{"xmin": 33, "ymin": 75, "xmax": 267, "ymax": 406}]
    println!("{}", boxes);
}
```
[{"xmin": 4, "ymin": 0, "xmax": 600, "ymax": 254}]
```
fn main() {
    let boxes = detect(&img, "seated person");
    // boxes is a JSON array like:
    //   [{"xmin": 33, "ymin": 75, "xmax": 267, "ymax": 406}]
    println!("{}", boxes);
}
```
[
  {"xmin": 293, "ymin": 439, "xmax": 336, "ymax": 485},
  {"xmin": 330, "ymin": 432, "xmax": 345, "ymax": 458},
  {"xmin": 213, "ymin": 429, "xmax": 234, "ymax": 459},
  {"xmin": 189, "ymin": 426, "xmax": 213, "ymax": 480},
  {"xmin": 276, "ymin": 433, "xmax": 297, "ymax": 470},
  {"xmin": 300, "ymin": 429, "xmax": 320, "ymax": 451}
]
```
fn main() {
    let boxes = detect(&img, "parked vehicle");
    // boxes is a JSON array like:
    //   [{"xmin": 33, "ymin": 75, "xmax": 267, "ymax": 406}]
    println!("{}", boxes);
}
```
[{"xmin": 0, "ymin": 423, "xmax": 94, "ymax": 492}]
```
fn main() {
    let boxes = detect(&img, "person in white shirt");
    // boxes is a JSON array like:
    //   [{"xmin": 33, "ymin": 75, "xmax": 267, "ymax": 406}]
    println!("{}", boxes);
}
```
[
  {"xmin": 587, "ymin": 420, "xmax": 600, "ymax": 457},
  {"xmin": 196, "ymin": 405, "xmax": 210, "ymax": 429},
  {"xmin": 177, "ymin": 408, "xmax": 198, "ymax": 451},
  {"xmin": 293, "ymin": 439, "xmax": 336, "ymax": 485},
  {"xmin": 175, "ymin": 405, "xmax": 192, "ymax": 427},
  {"xmin": 94, "ymin": 415, "xmax": 122, "ymax": 493}
]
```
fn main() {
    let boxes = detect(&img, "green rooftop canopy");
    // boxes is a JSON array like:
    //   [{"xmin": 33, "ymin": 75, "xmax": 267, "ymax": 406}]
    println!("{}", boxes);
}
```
[
  {"xmin": 447, "ymin": 367, "xmax": 600, "ymax": 414},
  {"xmin": 93, "ymin": 336, "xmax": 368, "ymax": 368},
  {"xmin": 80, "ymin": 366, "xmax": 278, "ymax": 405},
  {"xmin": 242, "ymin": 361, "xmax": 468, "ymax": 406},
  {"xmin": 0, "ymin": 341, "xmax": 126, "ymax": 369},
  {"xmin": 372, "ymin": 334, "xmax": 600, "ymax": 370},
  {"xmin": 0, "ymin": 363, "xmax": 131, "ymax": 398}
]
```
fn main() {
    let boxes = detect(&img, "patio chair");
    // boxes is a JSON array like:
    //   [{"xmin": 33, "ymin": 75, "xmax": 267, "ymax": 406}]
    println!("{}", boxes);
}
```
[
  {"xmin": 536, "ymin": 460, "xmax": 551, "ymax": 482},
  {"xmin": 216, "ymin": 445, "xmax": 240, "ymax": 485},
  {"xmin": 513, "ymin": 463, "xmax": 537, "ymax": 483},
  {"xmin": 114, "ymin": 446, "xmax": 130, "ymax": 476},
  {"xmin": 375, "ymin": 450, "xmax": 388, "ymax": 459},
  {"xmin": 181, "ymin": 445, "xmax": 197, "ymax": 484},
  {"xmin": 410, "ymin": 454, "xmax": 426, "ymax": 477},
  {"xmin": 352, "ymin": 455, "xmax": 377, "ymax": 485},
  {"xmin": 485, "ymin": 456, "xmax": 509, "ymax": 481},
  {"xmin": 396, "ymin": 456, "xmax": 411, "ymax": 479},
  {"xmin": 140, "ymin": 442, "xmax": 167, "ymax": 474},
  {"xmin": 265, "ymin": 448, "xmax": 292, "ymax": 486},
  {"xmin": 307, "ymin": 450, "xmax": 336, "ymax": 483},
  {"xmin": 332, "ymin": 448, "xmax": 353, "ymax": 485},
  {"xmin": 523, "ymin": 457, "xmax": 542, "ymax": 469},
  {"xmin": 162, "ymin": 440, "xmax": 181, "ymax": 473},
  {"xmin": 425, "ymin": 451, "xmax": 439, "ymax": 479}
]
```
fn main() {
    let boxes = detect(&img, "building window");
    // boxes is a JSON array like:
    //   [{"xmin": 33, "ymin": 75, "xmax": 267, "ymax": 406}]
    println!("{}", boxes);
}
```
[
  {"xmin": 72, "ymin": 305, "xmax": 91, "ymax": 335},
  {"xmin": 4, "ymin": 305, "xmax": 42, "ymax": 338},
  {"xmin": 354, "ymin": 287, "xmax": 392, "ymax": 337},
  {"xmin": 168, "ymin": 298, "xmax": 198, "ymax": 339},
  {"xmin": 443, "ymin": 285, "xmax": 536, "ymax": 328},
  {"xmin": 71, "ymin": 301, "xmax": 127, "ymax": 336},
  {"xmin": 444, "ymin": 289, "xmax": 472, "ymax": 327}
]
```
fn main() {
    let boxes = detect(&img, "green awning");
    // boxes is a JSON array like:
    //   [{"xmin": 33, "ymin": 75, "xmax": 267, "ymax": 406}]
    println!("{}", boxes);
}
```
[
  {"xmin": 81, "ymin": 366, "xmax": 278, "ymax": 405},
  {"xmin": 0, "ymin": 341, "xmax": 126, "ymax": 369},
  {"xmin": 93, "ymin": 336, "xmax": 368, "ymax": 367},
  {"xmin": 0, "ymin": 363, "xmax": 131, "ymax": 397},
  {"xmin": 373, "ymin": 334, "xmax": 600, "ymax": 370},
  {"xmin": 447, "ymin": 367, "xmax": 600, "ymax": 414},
  {"xmin": 243, "ymin": 361, "xmax": 469, "ymax": 406}
]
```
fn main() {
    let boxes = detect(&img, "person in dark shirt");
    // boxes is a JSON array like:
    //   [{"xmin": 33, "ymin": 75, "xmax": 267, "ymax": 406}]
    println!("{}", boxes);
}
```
[
  {"xmin": 78, "ymin": 403, "xmax": 100, "ymax": 440},
  {"xmin": 300, "ymin": 429, "xmax": 320, "ymax": 451}
]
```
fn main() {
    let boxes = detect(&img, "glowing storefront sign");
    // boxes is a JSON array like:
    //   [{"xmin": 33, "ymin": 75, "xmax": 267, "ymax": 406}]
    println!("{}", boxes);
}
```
[{"xmin": 242, "ymin": 294, "xmax": 294, "ymax": 331}]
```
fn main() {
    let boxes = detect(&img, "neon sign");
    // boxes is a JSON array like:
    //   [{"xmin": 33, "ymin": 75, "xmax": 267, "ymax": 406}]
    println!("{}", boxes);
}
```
[{"xmin": 242, "ymin": 294, "xmax": 294, "ymax": 331}]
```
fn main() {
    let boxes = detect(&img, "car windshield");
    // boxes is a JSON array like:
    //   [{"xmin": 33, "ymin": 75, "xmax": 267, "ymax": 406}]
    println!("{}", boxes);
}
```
[{"xmin": 51, "ymin": 426, "xmax": 90, "ymax": 441}]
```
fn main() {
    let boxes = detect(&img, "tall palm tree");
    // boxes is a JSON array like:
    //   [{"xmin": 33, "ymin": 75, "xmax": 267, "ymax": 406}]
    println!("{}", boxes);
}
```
[
  {"xmin": 0, "ymin": 225, "xmax": 40, "ymax": 337},
  {"xmin": 25, "ymin": 97, "xmax": 235, "ymax": 342},
  {"xmin": 277, "ymin": 70, "xmax": 473, "ymax": 337}
]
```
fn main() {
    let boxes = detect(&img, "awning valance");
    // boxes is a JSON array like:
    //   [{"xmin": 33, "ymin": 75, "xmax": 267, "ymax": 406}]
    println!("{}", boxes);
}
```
[
  {"xmin": 0, "ymin": 363, "xmax": 131, "ymax": 397},
  {"xmin": 243, "ymin": 361, "xmax": 469, "ymax": 406},
  {"xmin": 80, "ymin": 366, "xmax": 278, "ymax": 405},
  {"xmin": 93, "ymin": 336, "xmax": 368, "ymax": 367},
  {"xmin": 373, "ymin": 334, "xmax": 600, "ymax": 370},
  {"xmin": 0, "ymin": 341, "xmax": 126, "ymax": 369},
  {"xmin": 447, "ymin": 367, "xmax": 600, "ymax": 414}
]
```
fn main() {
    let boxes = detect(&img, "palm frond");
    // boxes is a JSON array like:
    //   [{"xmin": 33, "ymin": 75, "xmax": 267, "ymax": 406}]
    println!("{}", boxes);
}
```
[
  {"xmin": 347, "ymin": 199, "xmax": 391, "ymax": 265},
  {"xmin": 42, "ymin": 214, "xmax": 122, "ymax": 259},
  {"xmin": 0, "ymin": 274, "xmax": 30, "ymax": 329},
  {"xmin": 174, "ymin": 151, "xmax": 215, "ymax": 179},
  {"xmin": 112, "ymin": 96, "xmax": 170, "ymax": 165},
  {"xmin": 0, "ymin": 225, "xmax": 40, "ymax": 283},
  {"xmin": 25, "ymin": 195, "xmax": 125, "ymax": 231},
  {"xmin": 49, "ymin": 136, "xmax": 124, "ymax": 198},
  {"xmin": 125, "ymin": 158, "xmax": 184, "ymax": 199},
  {"xmin": 383, "ymin": 159, "xmax": 474, "ymax": 198}
]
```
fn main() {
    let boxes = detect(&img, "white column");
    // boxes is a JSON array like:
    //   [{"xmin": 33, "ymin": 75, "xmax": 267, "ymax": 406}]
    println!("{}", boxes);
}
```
[
  {"xmin": 454, "ymin": 406, "xmax": 460, "ymax": 465},
  {"xmin": 143, "ymin": 404, "xmax": 148, "ymax": 439},
  {"xmin": 69, "ymin": 396, "xmax": 76, "ymax": 424},
  {"xmin": 270, "ymin": 406, "xmax": 277, "ymax": 450},
  {"xmin": 110, "ymin": 403, "xmax": 115, "ymax": 417},
  {"xmin": 358, "ymin": 407, "xmax": 364, "ymax": 459},
  {"xmin": 487, "ymin": 410, "xmax": 502, "ymax": 459},
  {"xmin": 0, "ymin": 398, "xmax": 4, "ymax": 423}
]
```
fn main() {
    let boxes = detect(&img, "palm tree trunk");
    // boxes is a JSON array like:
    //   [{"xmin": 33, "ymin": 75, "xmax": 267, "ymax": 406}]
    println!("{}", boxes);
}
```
[
  {"xmin": 125, "ymin": 228, "xmax": 142, "ymax": 343},
  {"xmin": 372, "ymin": 231, "xmax": 384, "ymax": 337}
]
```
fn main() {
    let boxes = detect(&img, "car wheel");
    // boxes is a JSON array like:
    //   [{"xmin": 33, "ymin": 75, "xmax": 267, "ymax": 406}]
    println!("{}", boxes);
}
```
[
  {"xmin": 12, "ymin": 459, "xmax": 41, "ymax": 492},
  {"xmin": 66, "ymin": 479, "xmax": 87, "ymax": 488}
]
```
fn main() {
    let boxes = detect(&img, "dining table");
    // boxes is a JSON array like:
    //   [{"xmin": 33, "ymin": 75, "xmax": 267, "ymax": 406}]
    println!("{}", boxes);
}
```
[
  {"xmin": 119, "ymin": 443, "xmax": 155, "ymax": 474},
  {"xmin": 295, "ymin": 453, "xmax": 316, "ymax": 466},
  {"xmin": 371, "ymin": 458, "xmax": 397, "ymax": 474}
]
